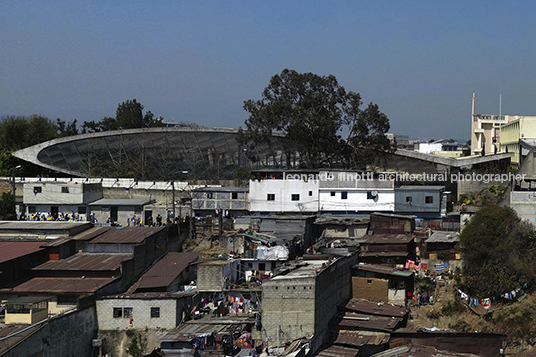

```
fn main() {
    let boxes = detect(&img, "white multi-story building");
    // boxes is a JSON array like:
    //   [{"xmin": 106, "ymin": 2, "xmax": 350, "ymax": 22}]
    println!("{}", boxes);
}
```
[{"xmin": 249, "ymin": 170, "xmax": 395, "ymax": 214}]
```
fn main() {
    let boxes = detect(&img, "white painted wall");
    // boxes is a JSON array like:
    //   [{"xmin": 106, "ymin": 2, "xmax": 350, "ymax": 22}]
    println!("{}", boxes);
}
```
[
  {"xmin": 319, "ymin": 190, "xmax": 395, "ymax": 212},
  {"xmin": 249, "ymin": 177, "xmax": 319, "ymax": 212}
]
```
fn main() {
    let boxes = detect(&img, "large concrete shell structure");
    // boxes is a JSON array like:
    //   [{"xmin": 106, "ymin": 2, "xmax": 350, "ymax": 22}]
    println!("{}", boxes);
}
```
[{"xmin": 12, "ymin": 127, "xmax": 285, "ymax": 181}]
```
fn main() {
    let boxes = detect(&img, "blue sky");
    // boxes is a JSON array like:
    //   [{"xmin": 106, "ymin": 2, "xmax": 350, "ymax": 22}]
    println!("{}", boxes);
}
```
[{"xmin": 2, "ymin": 1, "xmax": 536, "ymax": 141}]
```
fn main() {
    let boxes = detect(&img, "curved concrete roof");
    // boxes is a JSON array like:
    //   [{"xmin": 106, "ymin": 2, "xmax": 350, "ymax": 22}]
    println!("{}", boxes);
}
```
[{"xmin": 13, "ymin": 127, "xmax": 283, "ymax": 179}]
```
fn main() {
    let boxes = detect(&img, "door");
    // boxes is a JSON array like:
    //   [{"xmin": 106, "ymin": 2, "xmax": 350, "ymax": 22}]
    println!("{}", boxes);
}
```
[
  {"xmin": 51, "ymin": 206, "xmax": 59, "ymax": 220},
  {"xmin": 110, "ymin": 206, "xmax": 118, "ymax": 222}
]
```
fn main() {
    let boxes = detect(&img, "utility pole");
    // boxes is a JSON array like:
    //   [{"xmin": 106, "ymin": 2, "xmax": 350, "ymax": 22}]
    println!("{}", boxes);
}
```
[{"xmin": 171, "ymin": 180, "xmax": 176, "ymax": 223}]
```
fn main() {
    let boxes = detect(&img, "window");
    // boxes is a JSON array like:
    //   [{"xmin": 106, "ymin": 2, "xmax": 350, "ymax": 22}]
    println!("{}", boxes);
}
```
[
  {"xmin": 6, "ymin": 304, "xmax": 31, "ymax": 314},
  {"xmin": 330, "ymin": 191, "xmax": 336, "ymax": 197},
  {"xmin": 367, "ymin": 191, "xmax": 377, "ymax": 200},
  {"xmin": 28, "ymin": 206, "xmax": 36, "ymax": 214},
  {"xmin": 113, "ymin": 307, "xmax": 122, "ymax": 318},
  {"xmin": 150, "ymin": 307, "xmax": 160, "ymax": 318},
  {"xmin": 425, "ymin": 196, "xmax": 434, "ymax": 204},
  {"xmin": 308, "ymin": 191, "xmax": 312, "ymax": 196},
  {"xmin": 267, "ymin": 194, "xmax": 275, "ymax": 201},
  {"xmin": 61, "ymin": 187, "xmax": 69, "ymax": 193},
  {"xmin": 78, "ymin": 206, "xmax": 86, "ymax": 214},
  {"xmin": 259, "ymin": 263, "xmax": 266, "ymax": 271},
  {"xmin": 33, "ymin": 186, "xmax": 42, "ymax": 193},
  {"xmin": 123, "ymin": 307, "xmax": 133, "ymax": 318},
  {"xmin": 341, "ymin": 192, "xmax": 348, "ymax": 200},
  {"xmin": 291, "ymin": 194, "xmax": 300, "ymax": 201},
  {"xmin": 231, "ymin": 192, "xmax": 238, "ymax": 199},
  {"xmin": 406, "ymin": 196, "xmax": 412, "ymax": 203}
]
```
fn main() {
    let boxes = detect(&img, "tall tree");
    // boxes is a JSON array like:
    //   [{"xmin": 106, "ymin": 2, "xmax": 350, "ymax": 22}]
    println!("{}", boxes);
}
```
[
  {"xmin": 116, "ymin": 99, "xmax": 144, "ymax": 129},
  {"xmin": 238, "ymin": 69, "xmax": 393, "ymax": 169},
  {"xmin": 460, "ymin": 206, "xmax": 536, "ymax": 296}
]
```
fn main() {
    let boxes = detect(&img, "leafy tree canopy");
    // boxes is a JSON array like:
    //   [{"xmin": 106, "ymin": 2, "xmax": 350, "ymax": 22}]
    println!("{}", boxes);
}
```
[
  {"xmin": 238, "ymin": 69, "xmax": 393, "ymax": 169},
  {"xmin": 81, "ymin": 99, "xmax": 163, "ymax": 133},
  {"xmin": 0, "ymin": 115, "xmax": 59, "ymax": 152},
  {"xmin": 460, "ymin": 205, "xmax": 536, "ymax": 296}
]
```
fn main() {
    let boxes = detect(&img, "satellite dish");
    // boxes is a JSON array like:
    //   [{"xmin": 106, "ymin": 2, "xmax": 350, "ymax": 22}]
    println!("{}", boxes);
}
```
[{"xmin": 371, "ymin": 191, "xmax": 378, "ymax": 197}]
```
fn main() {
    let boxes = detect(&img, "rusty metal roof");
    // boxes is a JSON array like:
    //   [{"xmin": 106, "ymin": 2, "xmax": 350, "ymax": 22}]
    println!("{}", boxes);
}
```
[
  {"xmin": 0, "ymin": 277, "xmax": 118, "ymax": 294},
  {"xmin": 371, "ymin": 344, "xmax": 479, "ymax": 357},
  {"xmin": 84, "ymin": 226, "xmax": 165, "ymax": 244},
  {"xmin": 330, "ymin": 312, "xmax": 402, "ymax": 332},
  {"xmin": 161, "ymin": 322, "xmax": 245, "ymax": 343},
  {"xmin": 0, "ymin": 323, "xmax": 43, "ymax": 356},
  {"xmin": 135, "ymin": 252, "xmax": 199, "ymax": 290},
  {"xmin": 71, "ymin": 227, "xmax": 108, "ymax": 241},
  {"xmin": 344, "ymin": 298, "xmax": 408, "ymax": 318},
  {"xmin": 364, "ymin": 234, "xmax": 414, "ymax": 244},
  {"xmin": 316, "ymin": 345, "xmax": 360, "ymax": 357},
  {"xmin": 32, "ymin": 253, "xmax": 131, "ymax": 271},
  {"xmin": 359, "ymin": 251, "xmax": 409, "ymax": 258},
  {"xmin": 353, "ymin": 264, "xmax": 413, "ymax": 277},
  {"xmin": 0, "ymin": 241, "xmax": 45, "ymax": 263},
  {"xmin": 333, "ymin": 330, "xmax": 390, "ymax": 347}
]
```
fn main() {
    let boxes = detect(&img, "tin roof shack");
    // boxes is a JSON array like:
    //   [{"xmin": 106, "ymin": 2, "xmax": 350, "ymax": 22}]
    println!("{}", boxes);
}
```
[
  {"xmin": 72, "ymin": 226, "xmax": 169, "ymax": 291},
  {"xmin": 388, "ymin": 330, "xmax": 505, "ymax": 357},
  {"xmin": 359, "ymin": 234, "xmax": 416, "ymax": 266},
  {"xmin": 159, "ymin": 317, "xmax": 255, "ymax": 356},
  {"xmin": 352, "ymin": 264, "xmax": 414, "ymax": 305},
  {"xmin": 247, "ymin": 214, "xmax": 315, "ymax": 255},
  {"xmin": 22, "ymin": 181, "xmax": 103, "ymax": 221},
  {"xmin": 424, "ymin": 231, "xmax": 461, "ymax": 260},
  {"xmin": 192, "ymin": 187, "xmax": 249, "ymax": 217},
  {"xmin": 0, "ymin": 241, "xmax": 48, "ymax": 288},
  {"xmin": 96, "ymin": 290, "xmax": 198, "ymax": 331},
  {"xmin": 394, "ymin": 186, "xmax": 446, "ymax": 217},
  {"xmin": 261, "ymin": 253, "xmax": 358, "ymax": 354},
  {"xmin": 31, "ymin": 252, "xmax": 131, "ymax": 278},
  {"xmin": 197, "ymin": 259, "xmax": 240, "ymax": 292},
  {"xmin": 4, "ymin": 296, "xmax": 49, "ymax": 325},
  {"xmin": 369, "ymin": 213, "xmax": 415, "ymax": 234},
  {"xmin": 127, "ymin": 252, "xmax": 199, "ymax": 293},
  {"xmin": 88, "ymin": 198, "xmax": 152, "ymax": 226},
  {"xmin": 0, "ymin": 276, "xmax": 120, "ymax": 315},
  {"xmin": 0, "ymin": 221, "xmax": 92, "ymax": 240},
  {"xmin": 314, "ymin": 215, "xmax": 369, "ymax": 254},
  {"xmin": 316, "ymin": 330, "xmax": 390, "ymax": 357}
]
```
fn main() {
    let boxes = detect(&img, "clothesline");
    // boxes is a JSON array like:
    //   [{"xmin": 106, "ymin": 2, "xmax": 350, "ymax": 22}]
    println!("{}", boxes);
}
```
[{"xmin": 457, "ymin": 283, "xmax": 528, "ymax": 310}]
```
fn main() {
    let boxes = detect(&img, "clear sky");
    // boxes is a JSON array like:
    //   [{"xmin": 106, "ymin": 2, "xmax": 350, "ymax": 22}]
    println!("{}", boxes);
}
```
[{"xmin": 2, "ymin": 1, "xmax": 536, "ymax": 141}]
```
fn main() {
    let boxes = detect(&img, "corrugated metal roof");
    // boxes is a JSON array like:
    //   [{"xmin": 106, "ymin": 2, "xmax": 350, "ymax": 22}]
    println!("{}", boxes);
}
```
[
  {"xmin": 333, "ymin": 331, "xmax": 390, "ymax": 347},
  {"xmin": 364, "ymin": 234, "xmax": 414, "ymax": 244},
  {"xmin": 32, "ymin": 253, "xmax": 131, "ymax": 271},
  {"xmin": 331, "ymin": 312, "xmax": 401, "ymax": 332},
  {"xmin": 88, "ymin": 198, "xmax": 151, "ymax": 206},
  {"xmin": 71, "ymin": 227, "xmax": 109, "ymax": 241},
  {"xmin": 0, "ymin": 221, "xmax": 90, "ymax": 230},
  {"xmin": 88, "ymin": 226, "xmax": 165, "ymax": 244},
  {"xmin": 135, "ymin": 252, "xmax": 199, "ymax": 289},
  {"xmin": 354, "ymin": 264, "xmax": 413, "ymax": 277},
  {"xmin": 161, "ymin": 323, "xmax": 243, "ymax": 343},
  {"xmin": 359, "ymin": 251, "xmax": 409, "ymax": 258},
  {"xmin": 0, "ymin": 241, "xmax": 45, "ymax": 263},
  {"xmin": 316, "ymin": 345, "xmax": 360, "ymax": 357},
  {"xmin": 427, "ymin": 231, "xmax": 460, "ymax": 243},
  {"xmin": 344, "ymin": 298, "xmax": 408, "ymax": 318},
  {"xmin": 0, "ymin": 277, "xmax": 117, "ymax": 294}
]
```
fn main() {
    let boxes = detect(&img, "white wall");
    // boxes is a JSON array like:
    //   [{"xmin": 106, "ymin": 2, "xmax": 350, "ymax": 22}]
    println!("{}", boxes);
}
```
[
  {"xmin": 96, "ymin": 298, "xmax": 178, "ymax": 330},
  {"xmin": 416, "ymin": 143, "xmax": 443, "ymax": 154},
  {"xmin": 319, "ymin": 190, "xmax": 395, "ymax": 212},
  {"xmin": 249, "ymin": 177, "xmax": 319, "ymax": 212}
]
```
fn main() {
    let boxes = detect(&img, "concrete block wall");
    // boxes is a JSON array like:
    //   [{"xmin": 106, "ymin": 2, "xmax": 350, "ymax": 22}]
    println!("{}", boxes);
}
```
[
  {"xmin": 312, "ymin": 254, "xmax": 357, "ymax": 352},
  {"xmin": 197, "ymin": 265, "xmax": 223, "ymax": 291},
  {"xmin": 3, "ymin": 306, "xmax": 98, "ymax": 357},
  {"xmin": 261, "ymin": 277, "xmax": 316, "ymax": 344},
  {"xmin": 96, "ymin": 298, "xmax": 178, "ymax": 330}
]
